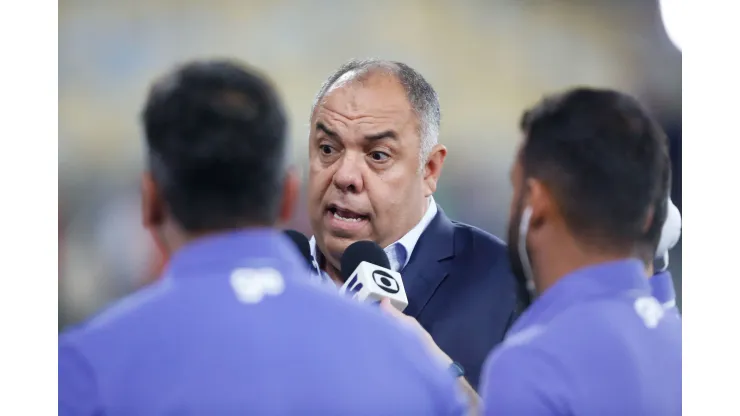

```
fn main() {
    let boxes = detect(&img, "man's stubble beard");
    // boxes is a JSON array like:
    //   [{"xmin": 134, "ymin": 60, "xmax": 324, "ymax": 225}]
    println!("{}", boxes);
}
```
[{"xmin": 507, "ymin": 192, "xmax": 534, "ymax": 309}]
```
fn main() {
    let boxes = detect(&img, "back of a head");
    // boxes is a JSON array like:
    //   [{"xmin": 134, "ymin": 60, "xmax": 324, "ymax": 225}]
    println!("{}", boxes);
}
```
[
  {"xmin": 519, "ymin": 87, "xmax": 671, "ymax": 251},
  {"xmin": 142, "ymin": 59, "xmax": 288, "ymax": 232},
  {"xmin": 340, "ymin": 240, "xmax": 391, "ymax": 281}
]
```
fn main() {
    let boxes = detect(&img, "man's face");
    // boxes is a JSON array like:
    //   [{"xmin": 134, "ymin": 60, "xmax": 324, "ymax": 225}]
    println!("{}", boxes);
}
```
[
  {"xmin": 308, "ymin": 72, "xmax": 432, "ymax": 266},
  {"xmin": 506, "ymin": 144, "xmax": 561, "ymax": 305}
]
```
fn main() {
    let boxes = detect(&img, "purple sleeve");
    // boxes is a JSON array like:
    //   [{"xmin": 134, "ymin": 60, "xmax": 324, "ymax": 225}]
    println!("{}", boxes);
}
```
[
  {"xmin": 480, "ymin": 345, "xmax": 568, "ymax": 416},
  {"xmin": 59, "ymin": 341, "xmax": 101, "ymax": 416}
]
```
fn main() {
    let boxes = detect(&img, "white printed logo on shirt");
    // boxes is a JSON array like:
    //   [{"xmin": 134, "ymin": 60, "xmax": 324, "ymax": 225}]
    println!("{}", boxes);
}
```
[
  {"xmin": 633, "ymin": 296, "xmax": 665, "ymax": 329},
  {"xmin": 230, "ymin": 267, "xmax": 285, "ymax": 304}
]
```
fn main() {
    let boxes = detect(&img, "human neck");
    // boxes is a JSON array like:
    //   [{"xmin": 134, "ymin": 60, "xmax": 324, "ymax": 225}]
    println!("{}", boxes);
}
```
[
  {"xmin": 378, "ymin": 196, "xmax": 430, "ymax": 250},
  {"xmin": 324, "ymin": 260, "xmax": 345, "ymax": 286},
  {"xmin": 645, "ymin": 263, "xmax": 655, "ymax": 277},
  {"xmin": 161, "ymin": 222, "xmax": 272, "ymax": 259},
  {"xmin": 533, "ymin": 237, "xmax": 634, "ymax": 293}
]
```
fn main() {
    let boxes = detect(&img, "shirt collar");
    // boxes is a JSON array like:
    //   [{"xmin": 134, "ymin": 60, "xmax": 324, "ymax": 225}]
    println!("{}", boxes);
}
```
[
  {"xmin": 391, "ymin": 196, "xmax": 438, "ymax": 271},
  {"xmin": 164, "ymin": 228, "xmax": 303, "ymax": 278},
  {"xmin": 650, "ymin": 271, "xmax": 677, "ymax": 308},
  {"xmin": 309, "ymin": 196, "xmax": 437, "ymax": 280},
  {"xmin": 510, "ymin": 259, "xmax": 650, "ymax": 334}
]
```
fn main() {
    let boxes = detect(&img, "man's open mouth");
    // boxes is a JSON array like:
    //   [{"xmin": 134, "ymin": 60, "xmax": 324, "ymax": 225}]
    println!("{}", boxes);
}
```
[{"xmin": 327, "ymin": 204, "xmax": 369, "ymax": 223}]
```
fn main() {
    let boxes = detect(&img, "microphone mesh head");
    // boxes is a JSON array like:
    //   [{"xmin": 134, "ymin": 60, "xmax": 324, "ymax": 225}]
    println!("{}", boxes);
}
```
[
  {"xmin": 340, "ymin": 240, "xmax": 390, "ymax": 281},
  {"xmin": 283, "ymin": 230, "xmax": 312, "ymax": 266}
]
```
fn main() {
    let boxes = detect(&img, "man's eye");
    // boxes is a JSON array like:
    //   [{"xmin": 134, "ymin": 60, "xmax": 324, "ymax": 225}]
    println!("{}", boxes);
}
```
[
  {"xmin": 370, "ymin": 151, "xmax": 389, "ymax": 161},
  {"xmin": 319, "ymin": 145, "xmax": 334, "ymax": 155}
]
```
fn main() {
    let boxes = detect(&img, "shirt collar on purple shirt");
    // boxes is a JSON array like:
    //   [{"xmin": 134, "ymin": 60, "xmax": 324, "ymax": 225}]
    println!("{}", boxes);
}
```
[
  {"xmin": 650, "ymin": 271, "xmax": 677, "ymax": 309},
  {"xmin": 509, "ymin": 259, "xmax": 650, "ymax": 335},
  {"xmin": 163, "ymin": 228, "xmax": 304, "ymax": 279}
]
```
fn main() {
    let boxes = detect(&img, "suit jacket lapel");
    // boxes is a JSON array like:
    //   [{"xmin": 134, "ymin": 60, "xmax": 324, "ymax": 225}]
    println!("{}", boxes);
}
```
[{"xmin": 401, "ymin": 205, "xmax": 456, "ymax": 318}]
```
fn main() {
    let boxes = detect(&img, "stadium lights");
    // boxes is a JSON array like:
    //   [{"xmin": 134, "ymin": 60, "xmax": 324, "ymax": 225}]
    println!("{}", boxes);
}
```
[{"xmin": 659, "ymin": 0, "xmax": 683, "ymax": 52}]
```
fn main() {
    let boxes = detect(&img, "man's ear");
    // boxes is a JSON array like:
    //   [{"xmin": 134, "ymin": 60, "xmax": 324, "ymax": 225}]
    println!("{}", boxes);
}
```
[
  {"xmin": 141, "ymin": 172, "xmax": 164, "ymax": 230},
  {"xmin": 526, "ymin": 178, "xmax": 554, "ymax": 230},
  {"xmin": 423, "ymin": 144, "xmax": 447, "ymax": 197},
  {"xmin": 277, "ymin": 168, "xmax": 300, "ymax": 225},
  {"xmin": 141, "ymin": 172, "xmax": 170, "ymax": 258}
]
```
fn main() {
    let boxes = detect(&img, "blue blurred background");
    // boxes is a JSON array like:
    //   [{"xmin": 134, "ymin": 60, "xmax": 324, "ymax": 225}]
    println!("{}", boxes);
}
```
[{"xmin": 58, "ymin": 0, "xmax": 681, "ymax": 329}]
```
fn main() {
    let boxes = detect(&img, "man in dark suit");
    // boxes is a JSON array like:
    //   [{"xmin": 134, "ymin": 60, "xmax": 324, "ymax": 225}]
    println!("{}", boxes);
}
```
[{"xmin": 306, "ymin": 58, "xmax": 521, "ymax": 390}]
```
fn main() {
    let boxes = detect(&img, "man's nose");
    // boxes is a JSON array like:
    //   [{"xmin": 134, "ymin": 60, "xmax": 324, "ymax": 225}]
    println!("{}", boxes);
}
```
[{"xmin": 332, "ymin": 153, "xmax": 364, "ymax": 194}]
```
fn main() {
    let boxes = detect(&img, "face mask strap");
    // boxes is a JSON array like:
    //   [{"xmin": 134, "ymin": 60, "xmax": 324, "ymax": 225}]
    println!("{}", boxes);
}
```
[{"xmin": 518, "ymin": 205, "xmax": 537, "ymax": 298}]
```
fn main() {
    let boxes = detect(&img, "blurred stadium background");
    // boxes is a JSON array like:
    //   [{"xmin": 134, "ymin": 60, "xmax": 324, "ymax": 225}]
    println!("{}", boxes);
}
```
[{"xmin": 58, "ymin": 0, "xmax": 681, "ymax": 330}]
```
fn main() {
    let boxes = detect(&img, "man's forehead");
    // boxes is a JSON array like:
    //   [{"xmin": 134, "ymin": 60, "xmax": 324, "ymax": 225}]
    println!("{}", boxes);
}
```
[
  {"xmin": 325, "ymin": 69, "xmax": 363, "ymax": 97},
  {"xmin": 318, "ymin": 72, "xmax": 412, "ymax": 119}
]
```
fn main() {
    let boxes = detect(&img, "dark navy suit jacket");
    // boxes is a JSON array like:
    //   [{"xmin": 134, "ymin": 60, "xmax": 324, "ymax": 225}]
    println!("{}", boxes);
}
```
[{"xmin": 401, "ymin": 206, "xmax": 521, "ymax": 390}]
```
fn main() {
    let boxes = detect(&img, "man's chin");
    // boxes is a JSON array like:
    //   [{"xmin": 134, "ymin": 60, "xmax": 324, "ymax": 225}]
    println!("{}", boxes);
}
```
[{"xmin": 321, "ymin": 232, "xmax": 368, "ymax": 260}]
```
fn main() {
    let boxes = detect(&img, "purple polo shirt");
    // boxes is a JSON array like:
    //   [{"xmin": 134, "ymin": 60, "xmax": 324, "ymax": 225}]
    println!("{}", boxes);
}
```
[
  {"xmin": 58, "ymin": 229, "xmax": 467, "ymax": 415},
  {"xmin": 480, "ymin": 259, "xmax": 682, "ymax": 415}
]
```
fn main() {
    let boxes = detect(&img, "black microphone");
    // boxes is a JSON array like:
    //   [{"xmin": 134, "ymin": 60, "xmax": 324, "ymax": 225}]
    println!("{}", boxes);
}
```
[
  {"xmin": 339, "ymin": 240, "xmax": 408, "ymax": 312},
  {"xmin": 340, "ymin": 240, "xmax": 391, "ymax": 281},
  {"xmin": 283, "ymin": 229, "xmax": 312, "ymax": 268}
]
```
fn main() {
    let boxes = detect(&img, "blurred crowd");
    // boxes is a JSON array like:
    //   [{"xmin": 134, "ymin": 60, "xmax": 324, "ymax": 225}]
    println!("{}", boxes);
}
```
[{"xmin": 58, "ymin": 0, "xmax": 681, "ymax": 329}]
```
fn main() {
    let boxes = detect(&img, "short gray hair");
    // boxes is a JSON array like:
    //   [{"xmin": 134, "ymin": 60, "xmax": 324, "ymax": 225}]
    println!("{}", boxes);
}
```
[{"xmin": 311, "ymin": 59, "xmax": 441, "ymax": 166}]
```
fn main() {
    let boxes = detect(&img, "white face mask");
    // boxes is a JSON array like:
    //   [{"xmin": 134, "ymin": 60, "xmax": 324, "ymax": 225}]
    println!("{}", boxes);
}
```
[
  {"xmin": 517, "ymin": 205, "xmax": 537, "ymax": 299},
  {"xmin": 655, "ymin": 198, "xmax": 682, "ymax": 271}
]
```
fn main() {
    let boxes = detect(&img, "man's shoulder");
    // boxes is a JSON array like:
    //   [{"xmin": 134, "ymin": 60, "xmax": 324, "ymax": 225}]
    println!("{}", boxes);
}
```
[
  {"xmin": 449, "ymin": 219, "xmax": 508, "ymax": 254},
  {"xmin": 295, "ymin": 289, "xmax": 433, "ymax": 360},
  {"xmin": 444, "ymin": 220, "xmax": 513, "ymax": 285},
  {"xmin": 302, "ymin": 284, "xmax": 429, "ymax": 346},
  {"xmin": 60, "ymin": 280, "xmax": 175, "ymax": 351},
  {"xmin": 526, "ymin": 297, "xmax": 681, "ymax": 358},
  {"xmin": 418, "ymin": 215, "xmax": 518, "ymax": 308},
  {"xmin": 330, "ymin": 309, "xmax": 465, "ymax": 408},
  {"xmin": 419, "ymin": 208, "xmax": 508, "ymax": 260},
  {"xmin": 262, "ymin": 286, "xmax": 464, "ymax": 408}
]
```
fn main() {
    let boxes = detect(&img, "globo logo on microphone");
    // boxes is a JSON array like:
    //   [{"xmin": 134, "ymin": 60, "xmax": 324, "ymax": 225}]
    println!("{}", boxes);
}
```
[
  {"xmin": 339, "ymin": 262, "xmax": 409, "ymax": 312},
  {"xmin": 372, "ymin": 269, "xmax": 400, "ymax": 294},
  {"xmin": 344, "ymin": 275, "xmax": 364, "ymax": 299}
]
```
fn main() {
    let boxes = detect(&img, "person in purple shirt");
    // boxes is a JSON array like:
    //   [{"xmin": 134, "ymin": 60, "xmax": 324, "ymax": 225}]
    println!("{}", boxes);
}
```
[
  {"xmin": 58, "ymin": 60, "xmax": 467, "ymax": 415},
  {"xmin": 480, "ymin": 88, "xmax": 682, "ymax": 415}
]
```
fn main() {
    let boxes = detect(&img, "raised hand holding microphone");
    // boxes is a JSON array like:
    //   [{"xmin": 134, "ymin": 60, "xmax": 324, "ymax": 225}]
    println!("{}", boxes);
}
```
[
  {"xmin": 338, "ymin": 240, "xmax": 409, "ymax": 312},
  {"xmin": 379, "ymin": 299, "xmax": 450, "ymax": 362},
  {"xmin": 377, "ymin": 288, "xmax": 482, "ymax": 413},
  {"xmin": 329, "ymin": 239, "xmax": 481, "ymax": 412},
  {"xmin": 338, "ymin": 241, "xmax": 435, "ymax": 357}
]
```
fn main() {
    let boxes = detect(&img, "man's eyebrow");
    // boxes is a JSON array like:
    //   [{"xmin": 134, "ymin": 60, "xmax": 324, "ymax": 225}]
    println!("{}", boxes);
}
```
[
  {"xmin": 364, "ymin": 130, "xmax": 398, "ymax": 142},
  {"xmin": 315, "ymin": 122, "xmax": 338, "ymax": 138}
]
